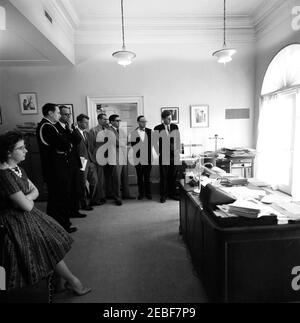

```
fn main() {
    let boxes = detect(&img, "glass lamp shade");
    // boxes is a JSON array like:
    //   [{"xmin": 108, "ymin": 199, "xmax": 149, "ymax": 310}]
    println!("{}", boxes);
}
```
[
  {"xmin": 112, "ymin": 49, "xmax": 136, "ymax": 67},
  {"xmin": 212, "ymin": 48, "xmax": 237, "ymax": 64}
]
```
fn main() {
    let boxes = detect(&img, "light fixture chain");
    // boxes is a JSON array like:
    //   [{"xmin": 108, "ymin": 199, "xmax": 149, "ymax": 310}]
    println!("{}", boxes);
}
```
[
  {"xmin": 121, "ymin": 0, "xmax": 126, "ymax": 49},
  {"xmin": 223, "ymin": 0, "xmax": 226, "ymax": 47}
]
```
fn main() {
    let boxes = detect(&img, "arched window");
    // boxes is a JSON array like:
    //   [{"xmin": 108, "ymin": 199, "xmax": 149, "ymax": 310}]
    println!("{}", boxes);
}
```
[
  {"xmin": 256, "ymin": 44, "xmax": 300, "ymax": 198},
  {"xmin": 261, "ymin": 44, "xmax": 300, "ymax": 96}
]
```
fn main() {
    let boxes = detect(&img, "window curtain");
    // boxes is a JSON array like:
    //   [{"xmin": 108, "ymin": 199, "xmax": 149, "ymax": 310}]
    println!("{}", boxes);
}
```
[
  {"xmin": 256, "ymin": 93, "xmax": 294, "ymax": 191},
  {"xmin": 291, "ymin": 89, "xmax": 300, "ymax": 199}
]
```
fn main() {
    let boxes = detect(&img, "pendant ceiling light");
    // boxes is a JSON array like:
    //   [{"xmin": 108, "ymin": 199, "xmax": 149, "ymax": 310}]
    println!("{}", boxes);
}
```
[
  {"xmin": 112, "ymin": 0, "xmax": 136, "ymax": 67},
  {"xmin": 0, "ymin": 6, "xmax": 6, "ymax": 30},
  {"xmin": 212, "ymin": 0, "xmax": 236, "ymax": 64}
]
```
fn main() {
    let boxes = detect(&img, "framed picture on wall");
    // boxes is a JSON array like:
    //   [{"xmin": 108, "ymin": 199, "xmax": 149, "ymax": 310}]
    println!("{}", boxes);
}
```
[
  {"xmin": 19, "ymin": 93, "xmax": 38, "ymax": 115},
  {"xmin": 58, "ymin": 104, "xmax": 75, "ymax": 124},
  {"xmin": 190, "ymin": 105, "xmax": 209, "ymax": 128},
  {"xmin": 161, "ymin": 107, "xmax": 179, "ymax": 124}
]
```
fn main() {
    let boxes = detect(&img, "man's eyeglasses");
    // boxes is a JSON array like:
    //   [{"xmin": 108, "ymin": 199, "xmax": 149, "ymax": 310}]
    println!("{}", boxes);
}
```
[
  {"xmin": 14, "ymin": 145, "xmax": 27, "ymax": 151},
  {"xmin": 114, "ymin": 120, "xmax": 121, "ymax": 122},
  {"xmin": 61, "ymin": 113, "xmax": 71, "ymax": 117}
]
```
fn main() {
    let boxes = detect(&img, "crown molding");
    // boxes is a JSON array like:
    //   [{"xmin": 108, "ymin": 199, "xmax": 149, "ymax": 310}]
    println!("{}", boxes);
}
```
[
  {"xmin": 75, "ymin": 15, "xmax": 255, "ymax": 45},
  {"xmin": 251, "ymin": 0, "xmax": 290, "ymax": 39},
  {"xmin": 54, "ymin": 0, "xmax": 80, "ymax": 29}
]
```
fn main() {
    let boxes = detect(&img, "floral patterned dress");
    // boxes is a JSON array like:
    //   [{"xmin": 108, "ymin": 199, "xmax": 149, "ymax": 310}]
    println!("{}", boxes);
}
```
[{"xmin": 0, "ymin": 168, "xmax": 73, "ymax": 291}]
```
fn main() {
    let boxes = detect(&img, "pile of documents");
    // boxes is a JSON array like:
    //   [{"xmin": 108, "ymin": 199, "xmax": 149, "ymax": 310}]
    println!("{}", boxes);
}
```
[
  {"xmin": 223, "ymin": 148, "xmax": 255, "ymax": 157},
  {"xmin": 217, "ymin": 200, "xmax": 269, "ymax": 218},
  {"xmin": 271, "ymin": 202, "xmax": 300, "ymax": 221}
]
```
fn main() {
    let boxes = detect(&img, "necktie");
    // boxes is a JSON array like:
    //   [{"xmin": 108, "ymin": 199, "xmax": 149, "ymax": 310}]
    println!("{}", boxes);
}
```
[
  {"xmin": 83, "ymin": 131, "xmax": 87, "ymax": 142},
  {"xmin": 167, "ymin": 125, "xmax": 170, "ymax": 133}
]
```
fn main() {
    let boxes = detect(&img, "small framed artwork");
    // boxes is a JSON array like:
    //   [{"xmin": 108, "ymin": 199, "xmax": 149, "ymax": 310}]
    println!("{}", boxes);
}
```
[
  {"xmin": 58, "ymin": 104, "xmax": 75, "ymax": 124},
  {"xmin": 190, "ymin": 105, "xmax": 209, "ymax": 128},
  {"xmin": 161, "ymin": 107, "xmax": 179, "ymax": 124},
  {"xmin": 19, "ymin": 93, "xmax": 38, "ymax": 115}
]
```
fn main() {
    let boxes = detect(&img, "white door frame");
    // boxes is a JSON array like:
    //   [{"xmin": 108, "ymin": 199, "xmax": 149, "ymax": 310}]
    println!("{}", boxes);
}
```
[{"xmin": 86, "ymin": 95, "xmax": 144, "ymax": 128}]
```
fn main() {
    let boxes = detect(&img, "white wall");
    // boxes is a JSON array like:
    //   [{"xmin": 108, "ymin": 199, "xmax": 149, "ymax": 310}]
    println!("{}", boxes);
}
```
[
  {"xmin": 0, "ymin": 42, "xmax": 255, "ymax": 151},
  {"xmin": 0, "ymin": 67, "xmax": 6, "ymax": 131}
]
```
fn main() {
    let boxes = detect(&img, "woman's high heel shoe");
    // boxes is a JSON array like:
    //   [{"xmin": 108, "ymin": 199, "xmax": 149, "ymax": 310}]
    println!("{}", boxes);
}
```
[{"xmin": 64, "ymin": 282, "xmax": 91, "ymax": 296}]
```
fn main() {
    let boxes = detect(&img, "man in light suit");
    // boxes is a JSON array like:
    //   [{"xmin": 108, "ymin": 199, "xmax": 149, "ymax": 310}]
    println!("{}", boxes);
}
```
[
  {"xmin": 105, "ymin": 114, "xmax": 135, "ymax": 206},
  {"xmin": 74, "ymin": 114, "xmax": 99, "ymax": 211},
  {"xmin": 130, "ymin": 116, "xmax": 153, "ymax": 200},
  {"xmin": 88, "ymin": 113, "xmax": 109, "ymax": 205},
  {"xmin": 154, "ymin": 110, "xmax": 181, "ymax": 203}
]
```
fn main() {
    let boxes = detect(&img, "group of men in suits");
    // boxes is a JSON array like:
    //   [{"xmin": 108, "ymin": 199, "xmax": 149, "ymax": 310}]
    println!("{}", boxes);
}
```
[
  {"xmin": 37, "ymin": 104, "xmax": 84, "ymax": 233},
  {"xmin": 37, "ymin": 104, "xmax": 181, "ymax": 231}
]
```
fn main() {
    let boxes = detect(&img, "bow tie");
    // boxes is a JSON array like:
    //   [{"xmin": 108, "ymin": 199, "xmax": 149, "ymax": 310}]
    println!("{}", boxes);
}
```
[{"xmin": 139, "ymin": 128, "xmax": 145, "ymax": 132}]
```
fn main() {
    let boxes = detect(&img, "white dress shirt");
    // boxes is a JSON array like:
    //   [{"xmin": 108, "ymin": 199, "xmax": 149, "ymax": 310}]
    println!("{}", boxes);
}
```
[{"xmin": 137, "ymin": 128, "xmax": 146, "ymax": 142}]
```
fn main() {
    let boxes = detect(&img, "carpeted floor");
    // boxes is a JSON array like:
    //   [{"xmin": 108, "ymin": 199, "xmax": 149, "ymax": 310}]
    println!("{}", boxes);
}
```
[{"xmin": 1, "ymin": 195, "xmax": 208, "ymax": 303}]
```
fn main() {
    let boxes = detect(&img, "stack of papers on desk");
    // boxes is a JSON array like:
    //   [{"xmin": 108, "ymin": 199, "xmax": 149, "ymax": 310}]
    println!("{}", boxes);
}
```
[
  {"xmin": 271, "ymin": 202, "xmax": 300, "ymax": 221},
  {"xmin": 217, "ymin": 199, "xmax": 273, "ymax": 219},
  {"xmin": 228, "ymin": 200, "xmax": 261, "ymax": 218},
  {"xmin": 219, "ymin": 186, "xmax": 266, "ymax": 200}
]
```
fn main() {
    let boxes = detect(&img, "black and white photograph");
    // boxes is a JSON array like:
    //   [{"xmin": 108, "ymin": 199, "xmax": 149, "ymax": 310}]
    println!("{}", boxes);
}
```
[
  {"xmin": 190, "ymin": 105, "xmax": 209, "ymax": 128},
  {"xmin": 19, "ymin": 92, "xmax": 38, "ymax": 114},
  {"xmin": 1, "ymin": 0, "xmax": 300, "ymax": 311}
]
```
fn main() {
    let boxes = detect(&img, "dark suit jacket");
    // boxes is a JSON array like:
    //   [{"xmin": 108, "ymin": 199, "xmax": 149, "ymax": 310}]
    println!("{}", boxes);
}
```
[
  {"xmin": 55, "ymin": 122, "xmax": 82, "ymax": 169},
  {"xmin": 153, "ymin": 123, "xmax": 181, "ymax": 164},
  {"xmin": 74, "ymin": 128, "xmax": 93, "ymax": 162},
  {"xmin": 36, "ymin": 118, "xmax": 72, "ymax": 182},
  {"xmin": 130, "ymin": 127, "xmax": 152, "ymax": 166}
]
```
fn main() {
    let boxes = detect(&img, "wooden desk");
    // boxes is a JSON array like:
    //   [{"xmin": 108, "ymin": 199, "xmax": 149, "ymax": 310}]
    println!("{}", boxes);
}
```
[{"xmin": 179, "ymin": 182, "xmax": 300, "ymax": 302}]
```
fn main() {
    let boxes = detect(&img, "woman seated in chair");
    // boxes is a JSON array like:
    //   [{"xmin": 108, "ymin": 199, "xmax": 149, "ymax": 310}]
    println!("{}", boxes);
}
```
[{"xmin": 0, "ymin": 131, "xmax": 90, "ymax": 296}]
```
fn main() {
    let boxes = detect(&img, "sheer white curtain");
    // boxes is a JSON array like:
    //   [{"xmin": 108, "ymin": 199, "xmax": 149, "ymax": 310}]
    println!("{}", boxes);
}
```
[
  {"xmin": 291, "ymin": 89, "xmax": 300, "ymax": 199},
  {"xmin": 256, "ymin": 93, "xmax": 295, "ymax": 193}
]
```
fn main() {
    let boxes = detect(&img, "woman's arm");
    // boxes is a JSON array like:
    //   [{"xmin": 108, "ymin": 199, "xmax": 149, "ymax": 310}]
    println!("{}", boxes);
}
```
[
  {"xmin": 9, "ymin": 191, "xmax": 34, "ymax": 212},
  {"xmin": 26, "ymin": 179, "xmax": 39, "ymax": 201}
]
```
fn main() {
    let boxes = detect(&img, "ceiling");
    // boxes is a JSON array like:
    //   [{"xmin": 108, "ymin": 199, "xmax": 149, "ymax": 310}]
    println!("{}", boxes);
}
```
[
  {"xmin": 0, "ymin": 0, "xmax": 287, "ymax": 66},
  {"xmin": 70, "ymin": 0, "xmax": 270, "ymax": 19}
]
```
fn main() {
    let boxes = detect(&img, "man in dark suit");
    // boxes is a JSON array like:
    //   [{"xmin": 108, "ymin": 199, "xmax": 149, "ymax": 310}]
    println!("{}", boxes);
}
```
[
  {"xmin": 130, "ymin": 116, "xmax": 152, "ymax": 200},
  {"xmin": 55, "ymin": 105, "xmax": 86, "ymax": 219},
  {"xmin": 154, "ymin": 110, "xmax": 181, "ymax": 203},
  {"xmin": 74, "ymin": 114, "xmax": 99, "ymax": 211},
  {"xmin": 36, "ymin": 103, "xmax": 77, "ymax": 233}
]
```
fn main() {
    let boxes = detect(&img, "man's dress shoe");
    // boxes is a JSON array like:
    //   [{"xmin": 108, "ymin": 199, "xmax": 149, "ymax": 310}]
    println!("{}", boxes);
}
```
[
  {"xmin": 160, "ymin": 197, "xmax": 166, "ymax": 203},
  {"xmin": 81, "ymin": 206, "xmax": 93, "ymax": 211},
  {"xmin": 66, "ymin": 226, "xmax": 78, "ymax": 233},
  {"xmin": 70, "ymin": 213, "xmax": 87, "ymax": 218},
  {"xmin": 115, "ymin": 199, "xmax": 123, "ymax": 206}
]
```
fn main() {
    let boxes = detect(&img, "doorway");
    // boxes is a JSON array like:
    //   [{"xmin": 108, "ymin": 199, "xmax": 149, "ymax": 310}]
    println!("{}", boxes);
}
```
[{"xmin": 86, "ymin": 96, "xmax": 144, "ymax": 185}]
